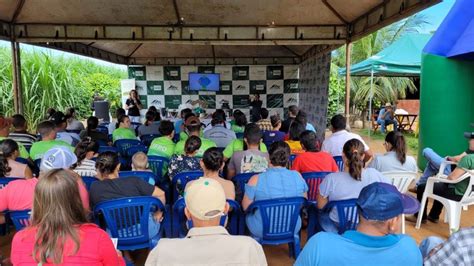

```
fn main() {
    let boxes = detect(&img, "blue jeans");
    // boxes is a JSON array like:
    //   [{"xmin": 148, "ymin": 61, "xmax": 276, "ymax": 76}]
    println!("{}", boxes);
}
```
[
  {"xmin": 377, "ymin": 118, "xmax": 398, "ymax": 133},
  {"xmin": 417, "ymin": 148, "xmax": 451, "ymax": 186},
  {"xmin": 419, "ymin": 236, "xmax": 444, "ymax": 258},
  {"xmin": 318, "ymin": 212, "xmax": 339, "ymax": 233}
]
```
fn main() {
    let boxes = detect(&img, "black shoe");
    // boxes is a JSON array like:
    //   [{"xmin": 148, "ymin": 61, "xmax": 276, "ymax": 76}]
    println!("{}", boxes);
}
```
[
  {"xmin": 406, "ymin": 215, "xmax": 426, "ymax": 224},
  {"xmin": 427, "ymin": 216, "xmax": 439, "ymax": 223}
]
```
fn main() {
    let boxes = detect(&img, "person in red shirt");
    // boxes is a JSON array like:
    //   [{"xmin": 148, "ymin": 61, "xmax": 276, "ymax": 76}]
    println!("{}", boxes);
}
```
[
  {"xmin": 292, "ymin": 130, "xmax": 339, "ymax": 173},
  {"xmin": 11, "ymin": 169, "xmax": 124, "ymax": 266}
]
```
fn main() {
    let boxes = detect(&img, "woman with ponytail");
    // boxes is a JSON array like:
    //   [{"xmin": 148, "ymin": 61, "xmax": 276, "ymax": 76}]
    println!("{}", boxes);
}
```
[
  {"xmin": 368, "ymin": 131, "xmax": 418, "ymax": 172},
  {"xmin": 317, "ymin": 138, "xmax": 389, "ymax": 232},
  {"xmin": 71, "ymin": 138, "xmax": 99, "ymax": 177},
  {"xmin": 0, "ymin": 139, "xmax": 33, "ymax": 178}
]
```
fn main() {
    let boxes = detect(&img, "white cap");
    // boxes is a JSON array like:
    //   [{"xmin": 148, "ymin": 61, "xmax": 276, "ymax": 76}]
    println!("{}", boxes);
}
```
[
  {"xmin": 40, "ymin": 146, "xmax": 77, "ymax": 172},
  {"xmin": 184, "ymin": 178, "xmax": 226, "ymax": 221}
]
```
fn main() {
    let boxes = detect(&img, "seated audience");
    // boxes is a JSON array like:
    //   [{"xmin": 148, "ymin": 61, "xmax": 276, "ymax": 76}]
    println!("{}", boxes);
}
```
[
  {"xmin": 30, "ymin": 120, "xmax": 73, "ymax": 161},
  {"xmin": 138, "ymin": 111, "xmax": 160, "ymax": 137},
  {"xmin": 227, "ymin": 123, "xmax": 269, "ymax": 179},
  {"xmin": 168, "ymin": 136, "xmax": 202, "ymax": 180},
  {"xmin": 377, "ymin": 103, "xmax": 398, "ymax": 134},
  {"xmin": 187, "ymin": 148, "xmax": 235, "ymax": 200},
  {"xmin": 223, "ymin": 136, "xmax": 267, "ymax": 160},
  {"xmin": 112, "ymin": 114, "xmax": 136, "ymax": 143},
  {"xmin": 0, "ymin": 117, "xmax": 29, "ymax": 159},
  {"xmin": 107, "ymin": 108, "xmax": 126, "ymax": 134},
  {"xmin": 8, "ymin": 114, "xmax": 37, "ymax": 150},
  {"xmin": 280, "ymin": 105, "xmax": 298, "ymax": 133},
  {"xmin": 147, "ymin": 106, "xmax": 162, "ymax": 123},
  {"xmin": 416, "ymin": 132, "xmax": 473, "ymax": 187},
  {"xmin": 262, "ymin": 115, "xmax": 285, "ymax": 145},
  {"xmin": 242, "ymin": 141, "xmax": 308, "ymax": 238},
  {"xmin": 175, "ymin": 116, "xmax": 216, "ymax": 157},
  {"xmin": 45, "ymin": 107, "xmax": 56, "ymax": 120},
  {"xmin": 230, "ymin": 109, "xmax": 247, "ymax": 134},
  {"xmin": 147, "ymin": 120, "xmax": 176, "ymax": 158},
  {"xmin": 317, "ymin": 139, "xmax": 389, "ymax": 232},
  {"xmin": 174, "ymin": 108, "xmax": 192, "ymax": 135},
  {"xmin": 0, "ymin": 139, "xmax": 33, "ymax": 178},
  {"xmin": 145, "ymin": 178, "xmax": 267, "ymax": 265},
  {"xmin": 203, "ymin": 110, "xmax": 236, "ymax": 148},
  {"xmin": 11, "ymin": 169, "xmax": 125, "ymax": 266},
  {"xmin": 285, "ymin": 121, "xmax": 306, "ymax": 154},
  {"xmin": 291, "ymin": 131, "xmax": 338, "ymax": 173},
  {"xmin": 368, "ymin": 131, "xmax": 418, "ymax": 172},
  {"xmin": 0, "ymin": 177, "xmax": 37, "ymax": 225},
  {"xmin": 296, "ymin": 111, "xmax": 316, "ymax": 132},
  {"xmin": 322, "ymin": 114, "xmax": 372, "ymax": 162},
  {"xmin": 203, "ymin": 110, "xmax": 232, "ymax": 132},
  {"xmin": 79, "ymin": 116, "xmax": 109, "ymax": 144},
  {"xmin": 51, "ymin": 111, "xmax": 80, "ymax": 146},
  {"xmin": 295, "ymin": 182, "xmax": 421, "ymax": 265},
  {"xmin": 131, "ymin": 152, "xmax": 151, "ymax": 172},
  {"xmin": 90, "ymin": 152, "xmax": 165, "ymax": 239},
  {"xmin": 255, "ymin": 108, "xmax": 272, "ymax": 132},
  {"xmin": 413, "ymin": 154, "xmax": 474, "ymax": 224},
  {"xmin": 65, "ymin": 107, "xmax": 85, "ymax": 131},
  {"xmin": 71, "ymin": 138, "xmax": 98, "ymax": 177},
  {"xmin": 421, "ymin": 227, "xmax": 474, "ymax": 265}
]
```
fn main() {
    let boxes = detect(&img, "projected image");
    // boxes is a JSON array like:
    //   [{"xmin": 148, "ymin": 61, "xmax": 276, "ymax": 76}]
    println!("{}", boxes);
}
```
[{"xmin": 189, "ymin": 73, "xmax": 220, "ymax": 91}]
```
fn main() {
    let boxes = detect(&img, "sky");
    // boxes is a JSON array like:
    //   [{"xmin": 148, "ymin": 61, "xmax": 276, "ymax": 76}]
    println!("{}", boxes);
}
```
[{"xmin": 0, "ymin": 0, "xmax": 455, "ymax": 68}]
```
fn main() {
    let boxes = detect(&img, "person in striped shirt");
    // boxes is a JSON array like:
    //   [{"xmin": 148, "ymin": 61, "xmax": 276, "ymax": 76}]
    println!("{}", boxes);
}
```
[
  {"xmin": 71, "ymin": 138, "xmax": 98, "ymax": 177},
  {"xmin": 8, "ymin": 114, "xmax": 37, "ymax": 151}
]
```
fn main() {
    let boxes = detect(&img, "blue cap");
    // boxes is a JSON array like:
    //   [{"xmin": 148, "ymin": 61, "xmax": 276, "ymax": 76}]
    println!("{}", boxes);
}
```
[{"xmin": 357, "ymin": 182, "xmax": 420, "ymax": 221}]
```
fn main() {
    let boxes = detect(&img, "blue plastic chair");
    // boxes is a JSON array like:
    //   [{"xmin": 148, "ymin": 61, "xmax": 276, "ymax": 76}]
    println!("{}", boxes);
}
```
[
  {"xmin": 126, "ymin": 145, "xmax": 148, "ymax": 158},
  {"xmin": 9, "ymin": 210, "xmax": 31, "ymax": 231},
  {"xmin": 321, "ymin": 199, "xmax": 359, "ymax": 234},
  {"xmin": 246, "ymin": 197, "xmax": 306, "ymax": 258},
  {"xmin": 93, "ymin": 196, "xmax": 167, "ymax": 250},
  {"xmin": 288, "ymin": 154, "xmax": 297, "ymax": 168},
  {"xmin": 302, "ymin": 172, "xmax": 332, "ymax": 239},
  {"xmin": 233, "ymin": 172, "xmax": 259, "ymax": 200},
  {"xmin": 96, "ymin": 126, "xmax": 109, "ymax": 135},
  {"xmin": 171, "ymin": 171, "xmax": 203, "ymax": 202},
  {"xmin": 98, "ymin": 145, "xmax": 117, "ymax": 154},
  {"xmin": 147, "ymin": 155, "xmax": 170, "ymax": 183},
  {"xmin": 82, "ymin": 176, "xmax": 100, "ymax": 191},
  {"xmin": 333, "ymin": 156, "xmax": 344, "ymax": 171},
  {"xmin": 130, "ymin": 122, "xmax": 142, "ymax": 130},
  {"xmin": 119, "ymin": 171, "xmax": 156, "ymax": 185},
  {"xmin": 115, "ymin": 139, "xmax": 142, "ymax": 157},
  {"xmin": 172, "ymin": 198, "xmax": 242, "ymax": 238},
  {"xmin": 140, "ymin": 134, "xmax": 160, "ymax": 147}
]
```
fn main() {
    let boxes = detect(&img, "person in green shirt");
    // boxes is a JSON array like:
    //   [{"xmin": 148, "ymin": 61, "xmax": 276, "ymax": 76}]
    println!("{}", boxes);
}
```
[
  {"xmin": 223, "ymin": 124, "xmax": 267, "ymax": 160},
  {"xmin": 230, "ymin": 109, "xmax": 247, "ymax": 134},
  {"xmin": 30, "ymin": 120, "xmax": 74, "ymax": 160},
  {"xmin": 112, "ymin": 115, "xmax": 136, "ymax": 143},
  {"xmin": 0, "ymin": 116, "xmax": 30, "ymax": 159},
  {"xmin": 415, "ymin": 153, "xmax": 474, "ymax": 223},
  {"xmin": 147, "ymin": 120, "xmax": 176, "ymax": 158},
  {"xmin": 174, "ymin": 116, "xmax": 216, "ymax": 158}
]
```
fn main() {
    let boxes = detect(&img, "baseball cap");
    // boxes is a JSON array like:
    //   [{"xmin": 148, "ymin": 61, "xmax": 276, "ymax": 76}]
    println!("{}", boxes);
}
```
[
  {"xmin": 385, "ymin": 102, "xmax": 392, "ymax": 107},
  {"xmin": 184, "ymin": 178, "xmax": 226, "ymax": 221},
  {"xmin": 464, "ymin": 132, "xmax": 474, "ymax": 139},
  {"xmin": 185, "ymin": 116, "xmax": 201, "ymax": 127},
  {"xmin": 357, "ymin": 182, "xmax": 419, "ymax": 221},
  {"xmin": 40, "ymin": 146, "xmax": 77, "ymax": 172},
  {"xmin": 0, "ymin": 117, "xmax": 12, "ymax": 130},
  {"xmin": 50, "ymin": 111, "xmax": 67, "ymax": 125}
]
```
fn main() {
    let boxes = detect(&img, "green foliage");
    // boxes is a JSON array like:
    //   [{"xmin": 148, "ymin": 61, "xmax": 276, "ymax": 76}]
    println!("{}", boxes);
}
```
[
  {"xmin": 0, "ymin": 47, "xmax": 126, "ymax": 129},
  {"xmin": 327, "ymin": 62, "xmax": 345, "ymax": 120}
]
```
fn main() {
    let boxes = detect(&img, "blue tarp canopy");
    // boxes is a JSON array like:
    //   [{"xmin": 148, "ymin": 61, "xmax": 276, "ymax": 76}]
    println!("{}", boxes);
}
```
[{"xmin": 340, "ymin": 33, "xmax": 431, "ymax": 77}]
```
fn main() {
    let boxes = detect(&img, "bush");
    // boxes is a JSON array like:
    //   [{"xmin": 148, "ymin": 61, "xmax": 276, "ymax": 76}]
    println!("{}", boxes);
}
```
[{"xmin": 0, "ymin": 47, "xmax": 126, "ymax": 129}]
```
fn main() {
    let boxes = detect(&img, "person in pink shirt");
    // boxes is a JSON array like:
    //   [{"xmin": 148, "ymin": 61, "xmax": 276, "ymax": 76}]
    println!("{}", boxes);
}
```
[
  {"xmin": 11, "ymin": 169, "xmax": 125, "ymax": 266},
  {"xmin": 0, "ymin": 139, "xmax": 33, "ymax": 178}
]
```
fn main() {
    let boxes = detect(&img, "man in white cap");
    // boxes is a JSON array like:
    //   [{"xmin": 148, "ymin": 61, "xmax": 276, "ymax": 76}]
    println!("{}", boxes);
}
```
[
  {"xmin": 145, "ymin": 178, "xmax": 267, "ymax": 265},
  {"xmin": 377, "ymin": 102, "xmax": 398, "ymax": 133}
]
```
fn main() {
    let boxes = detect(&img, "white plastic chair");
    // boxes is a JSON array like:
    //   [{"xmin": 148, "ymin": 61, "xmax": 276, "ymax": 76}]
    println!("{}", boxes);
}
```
[
  {"xmin": 416, "ymin": 161, "xmax": 474, "ymax": 235},
  {"xmin": 383, "ymin": 171, "xmax": 418, "ymax": 233}
]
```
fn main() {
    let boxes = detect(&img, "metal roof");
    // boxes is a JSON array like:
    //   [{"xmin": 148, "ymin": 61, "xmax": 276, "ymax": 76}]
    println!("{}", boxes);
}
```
[{"xmin": 0, "ymin": 0, "xmax": 440, "ymax": 65}]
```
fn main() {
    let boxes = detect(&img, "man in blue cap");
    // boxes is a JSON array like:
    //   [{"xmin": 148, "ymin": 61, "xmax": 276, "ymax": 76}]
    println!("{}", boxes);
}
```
[{"xmin": 295, "ymin": 182, "xmax": 422, "ymax": 266}]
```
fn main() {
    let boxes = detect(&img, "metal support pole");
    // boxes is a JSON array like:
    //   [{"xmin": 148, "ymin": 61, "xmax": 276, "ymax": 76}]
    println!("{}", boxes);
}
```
[
  {"xmin": 344, "ymin": 42, "xmax": 352, "ymax": 125},
  {"xmin": 368, "ymin": 68, "xmax": 374, "ymax": 139},
  {"xmin": 11, "ymin": 41, "xmax": 23, "ymax": 114}
]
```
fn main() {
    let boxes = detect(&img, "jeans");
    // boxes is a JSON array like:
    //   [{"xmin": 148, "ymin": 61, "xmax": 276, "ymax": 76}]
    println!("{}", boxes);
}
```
[
  {"xmin": 377, "ymin": 118, "xmax": 398, "ymax": 133},
  {"xmin": 419, "ymin": 236, "xmax": 444, "ymax": 258},
  {"xmin": 318, "ymin": 212, "xmax": 339, "ymax": 233},
  {"xmin": 416, "ymin": 183, "xmax": 462, "ymax": 219},
  {"xmin": 417, "ymin": 148, "xmax": 451, "ymax": 186}
]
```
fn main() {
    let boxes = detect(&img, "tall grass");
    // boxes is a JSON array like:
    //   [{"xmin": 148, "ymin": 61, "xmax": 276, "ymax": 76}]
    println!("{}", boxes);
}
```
[{"xmin": 0, "ymin": 47, "xmax": 126, "ymax": 129}]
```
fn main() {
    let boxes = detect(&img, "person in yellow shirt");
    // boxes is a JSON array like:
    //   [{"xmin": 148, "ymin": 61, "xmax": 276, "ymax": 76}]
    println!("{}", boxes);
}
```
[{"xmin": 285, "ymin": 121, "xmax": 305, "ymax": 155}]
